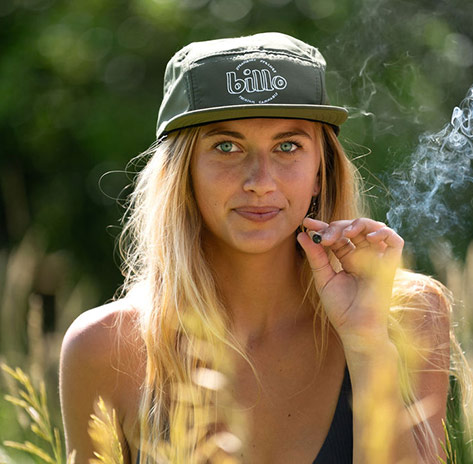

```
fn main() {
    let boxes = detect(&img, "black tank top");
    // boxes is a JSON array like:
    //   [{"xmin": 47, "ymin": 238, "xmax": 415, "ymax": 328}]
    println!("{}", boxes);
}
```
[
  {"xmin": 136, "ymin": 368, "xmax": 353, "ymax": 463},
  {"xmin": 312, "ymin": 367, "xmax": 353, "ymax": 463}
]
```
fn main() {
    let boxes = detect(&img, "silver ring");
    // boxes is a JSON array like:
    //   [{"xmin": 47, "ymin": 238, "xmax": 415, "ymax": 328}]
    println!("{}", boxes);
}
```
[
  {"xmin": 352, "ymin": 239, "xmax": 370, "ymax": 249},
  {"xmin": 333, "ymin": 239, "xmax": 354, "ymax": 259}
]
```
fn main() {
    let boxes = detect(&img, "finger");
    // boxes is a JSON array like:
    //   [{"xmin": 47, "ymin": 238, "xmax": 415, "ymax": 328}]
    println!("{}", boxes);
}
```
[
  {"xmin": 302, "ymin": 217, "xmax": 328, "ymax": 231},
  {"xmin": 343, "ymin": 220, "xmax": 388, "ymax": 254},
  {"xmin": 367, "ymin": 227, "xmax": 404, "ymax": 262},
  {"xmin": 366, "ymin": 226, "xmax": 402, "ymax": 244},
  {"xmin": 301, "ymin": 218, "xmax": 329, "ymax": 245},
  {"xmin": 350, "ymin": 237, "xmax": 370, "ymax": 249},
  {"xmin": 365, "ymin": 228, "xmax": 404, "ymax": 285},
  {"xmin": 342, "ymin": 218, "xmax": 386, "ymax": 239},
  {"xmin": 331, "ymin": 237, "xmax": 356, "ymax": 260},
  {"xmin": 359, "ymin": 229, "xmax": 388, "ymax": 253},
  {"xmin": 305, "ymin": 218, "xmax": 384, "ymax": 246},
  {"xmin": 297, "ymin": 231, "xmax": 336, "ymax": 291},
  {"xmin": 313, "ymin": 221, "xmax": 353, "ymax": 246}
]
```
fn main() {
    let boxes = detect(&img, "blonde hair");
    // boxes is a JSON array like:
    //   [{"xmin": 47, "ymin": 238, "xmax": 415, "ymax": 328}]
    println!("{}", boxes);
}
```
[
  {"xmin": 120, "ymin": 127, "xmax": 247, "ymax": 462},
  {"xmin": 119, "ymin": 122, "xmax": 463, "ymax": 463}
]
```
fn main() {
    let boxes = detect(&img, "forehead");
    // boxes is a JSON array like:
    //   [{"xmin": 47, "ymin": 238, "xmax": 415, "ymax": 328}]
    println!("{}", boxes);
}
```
[{"xmin": 199, "ymin": 118, "xmax": 319, "ymax": 138}]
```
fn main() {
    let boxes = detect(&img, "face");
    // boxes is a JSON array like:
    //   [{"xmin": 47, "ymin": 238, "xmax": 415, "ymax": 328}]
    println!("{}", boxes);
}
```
[{"xmin": 191, "ymin": 118, "xmax": 321, "ymax": 255}]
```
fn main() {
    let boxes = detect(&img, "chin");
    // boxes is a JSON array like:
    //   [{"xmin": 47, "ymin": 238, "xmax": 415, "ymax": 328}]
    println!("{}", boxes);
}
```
[{"xmin": 229, "ymin": 231, "xmax": 295, "ymax": 254}]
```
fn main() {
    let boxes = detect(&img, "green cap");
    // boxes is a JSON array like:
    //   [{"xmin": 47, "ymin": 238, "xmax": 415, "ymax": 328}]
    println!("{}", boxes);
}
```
[{"xmin": 156, "ymin": 32, "xmax": 348, "ymax": 138}]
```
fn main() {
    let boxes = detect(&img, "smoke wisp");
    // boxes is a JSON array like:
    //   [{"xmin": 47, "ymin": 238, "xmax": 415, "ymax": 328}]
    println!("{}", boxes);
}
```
[{"xmin": 386, "ymin": 85, "xmax": 473, "ymax": 257}]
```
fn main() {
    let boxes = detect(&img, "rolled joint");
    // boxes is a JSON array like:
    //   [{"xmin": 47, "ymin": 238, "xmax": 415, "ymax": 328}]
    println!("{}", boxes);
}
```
[{"xmin": 308, "ymin": 230, "xmax": 322, "ymax": 244}]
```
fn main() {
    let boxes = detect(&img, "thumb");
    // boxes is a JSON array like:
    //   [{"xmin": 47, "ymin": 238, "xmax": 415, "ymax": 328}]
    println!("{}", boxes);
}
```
[{"xmin": 297, "ymin": 231, "xmax": 336, "ymax": 292}]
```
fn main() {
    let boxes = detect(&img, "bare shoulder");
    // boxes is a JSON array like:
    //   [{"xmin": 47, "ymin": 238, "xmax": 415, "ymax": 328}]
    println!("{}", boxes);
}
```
[
  {"xmin": 61, "ymin": 298, "xmax": 141, "ymax": 368},
  {"xmin": 60, "ymin": 296, "xmax": 146, "ymax": 408},
  {"xmin": 60, "ymin": 298, "xmax": 144, "ymax": 462},
  {"xmin": 391, "ymin": 269, "xmax": 451, "ymax": 459},
  {"xmin": 392, "ymin": 269, "xmax": 451, "ymax": 336},
  {"xmin": 391, "ymin": 269, "xmax": 451, "ymax": 406},
  {"xmin": 61, "ymin": 300, "xmax": 140, "ymax": 382}
]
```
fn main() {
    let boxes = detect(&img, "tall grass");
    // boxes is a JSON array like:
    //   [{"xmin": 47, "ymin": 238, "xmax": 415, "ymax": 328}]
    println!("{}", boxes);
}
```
[
  {"xmin": 88, "ymin": 397, "xmax": 124, "ymax": 464},
  {"xmin": 1, "ymin": 364, "xmax": 75, "ymax": 464},
  {"xmin": 0, "ymin": 231, "xmax": 99, "ymax": 463},
  {"xmin": 436, "ymin": 242, "xmax": 473, "ymax": 462},
  {"xmin": 1, "ymin": 233, "xmax": 472, "ymax": 463}
]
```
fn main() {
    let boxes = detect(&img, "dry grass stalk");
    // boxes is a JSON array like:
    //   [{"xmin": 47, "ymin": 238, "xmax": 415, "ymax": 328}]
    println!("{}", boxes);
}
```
[
  {"xmin": 1, "ymin": 363, "xmax": 76, "ymax": 464},
  {"xmin": 0, "ymin": 232, "xmax": 43, "ymax": 357},
  {"xmin": 88, "ymin": 397, "xmax": 124, "ymax": 464}
]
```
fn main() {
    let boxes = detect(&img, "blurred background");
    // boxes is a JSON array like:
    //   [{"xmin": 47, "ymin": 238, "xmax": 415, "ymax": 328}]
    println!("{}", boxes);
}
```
[{"xmin": 1, "ymin": 0, "xmax": 473, "ymax": 461}]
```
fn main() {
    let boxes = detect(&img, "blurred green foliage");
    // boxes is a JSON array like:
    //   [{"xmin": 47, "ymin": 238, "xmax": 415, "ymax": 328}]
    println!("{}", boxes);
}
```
[
  {"xmin": 1, "ymin": 0, "xmax": 473, "ymax": 305},
  {"xmin": 1, "ymin": 0, "xmax": 473, "ymax": 459}
]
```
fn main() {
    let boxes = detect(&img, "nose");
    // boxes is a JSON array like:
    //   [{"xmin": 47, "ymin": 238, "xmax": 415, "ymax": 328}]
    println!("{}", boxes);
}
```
[{"xmin": 242, "ymin": 152, "xmax": 277, "ymax": 196}]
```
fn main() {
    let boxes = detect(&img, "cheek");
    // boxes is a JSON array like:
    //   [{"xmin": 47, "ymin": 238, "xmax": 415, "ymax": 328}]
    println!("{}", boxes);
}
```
[
  {"xmin": 282, "ymin": 162, "xmax": 320, "ymax": 219},
  {"xmin": 192, "ymin": 174, "xmax": 213, "ymax": 216},
  {"xmin": 280, "ymin": 161, "xmax": 319, "ymax": 196},
  {"xmin": 193, "ymin": 156, "xmax": 240, "ymax": 191},
  {"xmin": 191, "ymin": 160, "xmax": 235, "ymax": 219}
]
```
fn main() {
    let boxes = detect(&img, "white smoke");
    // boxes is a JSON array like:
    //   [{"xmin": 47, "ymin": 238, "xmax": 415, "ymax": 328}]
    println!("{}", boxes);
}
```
[{"xmin": 386, "ymin": 86, "xmax": 473, "ymax": 256}]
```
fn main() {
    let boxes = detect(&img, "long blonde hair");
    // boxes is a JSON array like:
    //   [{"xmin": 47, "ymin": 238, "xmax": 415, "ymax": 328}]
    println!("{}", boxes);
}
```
[{"xmin": 119, "ymin": 122, "xmax": 462, "ymax": 463}]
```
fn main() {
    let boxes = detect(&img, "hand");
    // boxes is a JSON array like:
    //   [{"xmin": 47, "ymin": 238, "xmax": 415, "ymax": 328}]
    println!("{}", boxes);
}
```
[{"xmin": 297, "ymin": 217, "xmax": 404, "ymax": 349}]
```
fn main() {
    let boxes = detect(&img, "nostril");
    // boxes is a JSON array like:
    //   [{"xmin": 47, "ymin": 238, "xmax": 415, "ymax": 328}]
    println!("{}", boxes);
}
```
[{"xmin": 243, "ymin": 173, "xmax": 277, "ymax": 195}]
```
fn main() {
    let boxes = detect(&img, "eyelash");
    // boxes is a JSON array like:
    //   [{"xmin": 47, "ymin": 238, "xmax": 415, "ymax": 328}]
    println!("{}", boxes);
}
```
[
  {"xmin": 213, "ymin": 141, "xmax": 238, "ymax": 153},
  {"xmin": 277, "ymin": 140, "xmax": 302, "ymax": 152},
  {"xmin": 212, "ymin": 140, "xmax": 303, "ymax": 153}
]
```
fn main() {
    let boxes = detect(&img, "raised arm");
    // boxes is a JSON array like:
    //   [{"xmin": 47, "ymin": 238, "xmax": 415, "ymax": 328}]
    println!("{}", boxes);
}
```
[{"xmin": 298, "ymin": 217, "xmax": 450, "ymax": 464}]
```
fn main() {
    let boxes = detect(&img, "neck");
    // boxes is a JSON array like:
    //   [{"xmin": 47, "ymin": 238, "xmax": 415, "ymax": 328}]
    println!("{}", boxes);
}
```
[{"xmin": 202, "ymin": 237, "xmax": 312, "ymax": 345}]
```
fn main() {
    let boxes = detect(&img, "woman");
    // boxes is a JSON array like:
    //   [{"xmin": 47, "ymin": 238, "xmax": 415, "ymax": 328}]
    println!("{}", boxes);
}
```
[{"xmin": 60, "ymin": 33, "xmax": 453, "ymax": 463}]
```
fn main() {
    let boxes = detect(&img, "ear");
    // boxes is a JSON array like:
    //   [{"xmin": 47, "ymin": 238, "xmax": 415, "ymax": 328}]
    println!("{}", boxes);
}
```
[{"xmin": 313, "ymin": 173, "xmax": 321, "ymax": 196}]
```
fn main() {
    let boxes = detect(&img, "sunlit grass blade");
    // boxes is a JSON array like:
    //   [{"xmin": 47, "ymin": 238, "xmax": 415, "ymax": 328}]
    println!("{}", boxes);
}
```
[
  {"xmin": 67, "ymin": 450, "xmax": 77, "ymax": 464},
  {"xmin": 438, "ymin": 420, "xmax": 457, "ymax": 464},
  {"xmin": 3, "ymin": 440, "xmax": 55, "ymax": 463},
  {"xmin": 1, "ymin": 363, "xmax": 64, "ymax": 464},
  {"xmin": 88, "ymin": 396, "xmax": 124, "ymax": 464}
]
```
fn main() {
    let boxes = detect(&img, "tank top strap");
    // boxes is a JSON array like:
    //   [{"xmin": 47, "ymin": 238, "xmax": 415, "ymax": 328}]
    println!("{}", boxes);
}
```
[{"xmin": 312, "ymin": 366, "xmax": 353, "ymax": 463}]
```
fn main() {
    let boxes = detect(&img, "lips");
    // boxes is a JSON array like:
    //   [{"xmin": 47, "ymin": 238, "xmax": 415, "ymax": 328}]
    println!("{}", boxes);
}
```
[{"xmin": 233, "ymin": 206, "xmax": 281, "ymax": 222}]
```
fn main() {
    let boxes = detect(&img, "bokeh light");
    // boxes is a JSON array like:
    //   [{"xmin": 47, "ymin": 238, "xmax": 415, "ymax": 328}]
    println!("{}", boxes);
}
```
[
  {"xmin": 209, "ymin": 0, "xmax": 253, "ymax": 22},
  {"xmin": 444, "ymin": 33, "xmax": 473, "ymax": 68},
  {"xmin": 1, "ymin": 3, "xmax": 473, "ymax": 459}
]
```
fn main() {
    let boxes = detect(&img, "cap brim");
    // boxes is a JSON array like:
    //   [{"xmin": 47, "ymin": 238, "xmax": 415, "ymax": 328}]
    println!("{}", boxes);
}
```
[{"xmin": 157, "ymin": 104, "xmax": 348, "ymax": 138}]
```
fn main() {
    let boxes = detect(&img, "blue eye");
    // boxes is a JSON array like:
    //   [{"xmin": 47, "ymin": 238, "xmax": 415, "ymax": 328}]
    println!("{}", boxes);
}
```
[
  {"xmin": 279, "ymin": 141, "xmax": 297, "ymax": 152},
  {"xmin": 217, "ymin": 142, "xmax": 236, "ymax": 153}
]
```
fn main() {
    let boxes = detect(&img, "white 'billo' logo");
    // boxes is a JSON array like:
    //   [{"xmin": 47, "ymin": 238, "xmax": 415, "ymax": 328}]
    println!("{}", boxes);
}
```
[{"xmin": 226, "ymin": 59, "xmax": 287, "ymax": 103}]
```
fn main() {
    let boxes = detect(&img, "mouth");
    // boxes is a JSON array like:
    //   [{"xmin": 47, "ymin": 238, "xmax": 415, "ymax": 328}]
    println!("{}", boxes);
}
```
[{"xmin": 233, "ymin": 206, "xmax": 281, "ymax": 222}]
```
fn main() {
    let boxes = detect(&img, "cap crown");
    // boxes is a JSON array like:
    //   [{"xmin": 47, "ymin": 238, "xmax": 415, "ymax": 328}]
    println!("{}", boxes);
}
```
[{"xmin": 156, "ymin": 32, "xmax": 347, "ymax": 137}]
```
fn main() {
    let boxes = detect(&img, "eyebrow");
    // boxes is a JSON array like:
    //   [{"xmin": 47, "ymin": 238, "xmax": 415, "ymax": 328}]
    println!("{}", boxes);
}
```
[
  {"xmin": 272, "ymin": 130, "xmax": 312, "ymax": 140},
  {"xmin": 202, "ymin": 129, "xmax": 245, "ymax": 139},
  {"xmin": 201, "ymin": 128, "xmax": 312, "ymax": 140}
]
